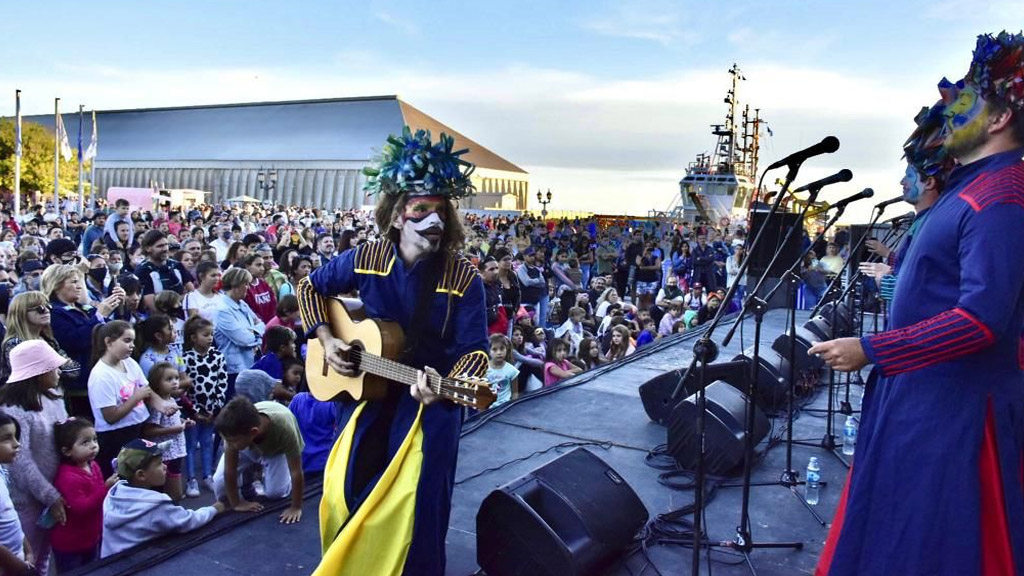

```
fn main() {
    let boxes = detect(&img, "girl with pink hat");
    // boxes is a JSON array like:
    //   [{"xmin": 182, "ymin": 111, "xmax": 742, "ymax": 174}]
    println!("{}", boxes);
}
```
[{"xmin": 0, "ymin": 339, "xmax": 71, "ymax": 576}]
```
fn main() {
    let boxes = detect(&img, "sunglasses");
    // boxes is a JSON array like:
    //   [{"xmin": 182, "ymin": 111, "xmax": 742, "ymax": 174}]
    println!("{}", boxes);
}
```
[{"xmin": 29, "ymin": 304, "xmax": 52, "ymax": 315}]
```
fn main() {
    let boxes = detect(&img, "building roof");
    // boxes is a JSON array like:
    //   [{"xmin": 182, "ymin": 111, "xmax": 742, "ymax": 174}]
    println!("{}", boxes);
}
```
[{"xmin": 20, "ymin": 95, "xmax": 526, "ymax": 173}]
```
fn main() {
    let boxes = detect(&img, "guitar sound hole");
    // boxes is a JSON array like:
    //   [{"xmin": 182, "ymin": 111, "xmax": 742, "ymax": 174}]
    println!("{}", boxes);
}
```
[{"xmin": 348, "ymin": 343, "xmax": 364, "ymax": 375}]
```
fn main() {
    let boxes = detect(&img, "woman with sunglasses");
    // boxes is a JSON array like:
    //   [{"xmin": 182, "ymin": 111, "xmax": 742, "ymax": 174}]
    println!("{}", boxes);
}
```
[{"xmin": 0, "ymin": 292, "xmax": 81, "ymax": 391}]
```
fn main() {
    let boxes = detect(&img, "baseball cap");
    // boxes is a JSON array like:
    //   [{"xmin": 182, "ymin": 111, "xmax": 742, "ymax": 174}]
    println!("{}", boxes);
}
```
[
  {"xmin": 21, "ymin": 260, "xmax": 45, "ymax": 275},
  {"xmin": 116, "ymin": 439, "xmax": 165, "ymax": 478}
]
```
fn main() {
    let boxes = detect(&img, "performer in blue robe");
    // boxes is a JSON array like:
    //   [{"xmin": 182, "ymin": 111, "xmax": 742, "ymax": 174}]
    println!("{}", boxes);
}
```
[
  {"xmin": 811, "ymin": 32, "xmax": 1024, "ymax": 575},
  {"xmin": 298, "ymin": 128, "xmax": 488, "ymax": 576}
]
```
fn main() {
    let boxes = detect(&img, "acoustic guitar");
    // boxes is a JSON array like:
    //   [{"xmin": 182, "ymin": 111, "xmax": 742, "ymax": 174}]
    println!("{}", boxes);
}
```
[{"xmin": 305, "ymin": 297, "xmax": 496, "ymax": 411}]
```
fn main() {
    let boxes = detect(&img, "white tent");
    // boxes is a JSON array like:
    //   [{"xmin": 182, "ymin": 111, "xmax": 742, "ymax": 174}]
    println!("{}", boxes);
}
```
[{"xmin": 225, "ymin": 195, "xmax": 262, "ymax": 204}]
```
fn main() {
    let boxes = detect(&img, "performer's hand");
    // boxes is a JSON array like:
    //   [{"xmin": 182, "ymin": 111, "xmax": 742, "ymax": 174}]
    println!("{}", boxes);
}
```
[
  {"xmin": 411, "ymin": 367, "xmax": 442, "ymax": 406},
  {"xmin": 858, "ymin": 262, "xmax": 891, "ymax": 283},
  {"xmin": 321, "ymin": 334, "xmax": 358, "ymax": 377},
  {"xmin": 808, "ymin": 338, "xmax": 869, "ymax": 372},
  {"xmin": 279, "ymin": 506, "xmax": 302, "ymax": 524},
  {"xmin": 864, "ymin": 239, "xmax": 891, "ymax": 258},
  {"xmin": 235, "ymin": 500, "xmax": 264, "ymax": 513}
]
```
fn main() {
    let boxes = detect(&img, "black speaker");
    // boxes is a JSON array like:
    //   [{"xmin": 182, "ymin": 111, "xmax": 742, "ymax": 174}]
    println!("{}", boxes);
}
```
[
  {"xmin": 639, "ymin": 369, "xmax": 686, "ymax": 425},
  {"xmin": 476, "ymin": 448, "xmax": 649, "ymax": 576},
  {"xmin": 846, "ymin": 223, "xmax": 889, "ymax": 276},
  {"xmin": 731, "ymin": 347, "xmax": 791, "ymax": 413},
  {"xmin": 803, "ymin": 316, "xmax": 834, "ymax": 341},
  {"xmin": 747, "ymin": 210, "xmax": 803, "ymax": 279},
  {"xmin": 667, "ymin": 381, "xmax": 770, "ymax": 476},
  {"xmin": 817, "ymin": 301, "xmax": 857, "ymax": 337},
  {"xmin": 771, "ymin": 326, "xmax": 825, "ymax": 374}
]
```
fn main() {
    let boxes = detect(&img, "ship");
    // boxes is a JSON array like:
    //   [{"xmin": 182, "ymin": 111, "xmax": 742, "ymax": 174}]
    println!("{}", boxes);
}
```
[{"xmin": 650, "ymin": 64, "xmax": 767, "ymax": 226}]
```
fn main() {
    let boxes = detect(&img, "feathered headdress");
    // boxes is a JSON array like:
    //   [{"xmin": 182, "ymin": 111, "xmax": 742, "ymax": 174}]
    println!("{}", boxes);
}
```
[
  {"xmin": 903, "ymin": 97, "xmax": 954, "ymax": 178},
  {"xmin": 362, "ymin": 126, "xmax": 476, "ymax": 199},
  {"xmin": 965, "ymin": 31, "xmax": 1024, "ymax": 111}
]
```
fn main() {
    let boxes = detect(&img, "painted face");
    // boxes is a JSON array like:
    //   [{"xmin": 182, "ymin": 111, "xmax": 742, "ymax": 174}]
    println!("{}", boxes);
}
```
[
  {"xmin": 944, "ymin": 84, "xmax": 990, "ymax": 157},
  {"xmin": 901, "ymin": 164, "xmax": 926, "ymax": 205},
  {"xmin": 395, "ymin": 195, "xmax": 446, "ymax": 256}
]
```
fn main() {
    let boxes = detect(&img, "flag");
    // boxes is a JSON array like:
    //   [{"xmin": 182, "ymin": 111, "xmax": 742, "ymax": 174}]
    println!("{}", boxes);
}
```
[
  {"xmin": 76, "ymin": 108, "xmax": 83, "ymax": 163},
  {"xmin": 55, "ymin": 109, "xmax": 73, "ymax": 161},
  {"xmin": 83, "ymin": 110, "xmax": 97, "ymax": 162},
  {"xmin": 14, "ymin": 90, "xmax": 21, "ymax": 158},
  {"xmin": 766, "ymin": 125, "xmax": 774, "ymax": 137}
]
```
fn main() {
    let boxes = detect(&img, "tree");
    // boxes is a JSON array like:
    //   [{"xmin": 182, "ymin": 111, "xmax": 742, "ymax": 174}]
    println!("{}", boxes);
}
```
[{"xmin": 0, "ymin": 119, "xmax": 87, "ymax": 205}]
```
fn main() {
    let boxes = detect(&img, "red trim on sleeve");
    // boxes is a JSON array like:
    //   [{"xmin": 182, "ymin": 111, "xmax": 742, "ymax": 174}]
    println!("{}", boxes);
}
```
[{"xmin": 867, "ymin": 308, "xmax": 995, "ymax": 376}]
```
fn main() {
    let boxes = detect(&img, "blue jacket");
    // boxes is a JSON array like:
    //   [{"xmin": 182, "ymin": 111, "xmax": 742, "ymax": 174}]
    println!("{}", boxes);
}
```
[
  {"xmin": 214, "ymin": 296, "xmax": 265, "ymax": 374},
  {"xmin": 49, "ymin": 297, "xmax": 104, "ymax": 390}
]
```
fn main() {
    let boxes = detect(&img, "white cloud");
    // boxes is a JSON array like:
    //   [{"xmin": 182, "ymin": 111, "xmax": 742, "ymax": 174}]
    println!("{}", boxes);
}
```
[
  {"xmin": 581, "ymin": 0, "xmax": 698, "ymax": 46},
  {"xmin": 373, "ymin": 11, "xmax": 419, "ymax": 36}
]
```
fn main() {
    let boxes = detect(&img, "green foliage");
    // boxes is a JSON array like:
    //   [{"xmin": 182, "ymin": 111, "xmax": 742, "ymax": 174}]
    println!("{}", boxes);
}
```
[{"xmin": 0, "ymin": 119, "xmax": 84, "ymax": 198}]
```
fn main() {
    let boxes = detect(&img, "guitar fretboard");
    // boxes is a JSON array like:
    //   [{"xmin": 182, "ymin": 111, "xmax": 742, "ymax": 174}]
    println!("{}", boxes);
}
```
[{"xmin": 351, "ymin": 349, "xmax": 478, "ymax": 406}]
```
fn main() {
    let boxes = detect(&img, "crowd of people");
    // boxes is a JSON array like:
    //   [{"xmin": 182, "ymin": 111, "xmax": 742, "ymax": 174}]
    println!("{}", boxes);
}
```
[{"xmin": 0, "ymin": 190, "xmax": 857, "ymax": 573}]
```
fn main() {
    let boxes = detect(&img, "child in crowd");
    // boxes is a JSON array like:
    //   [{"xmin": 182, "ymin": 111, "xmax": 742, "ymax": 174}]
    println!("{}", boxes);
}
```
[
  {"xmin": 543, "ymin": 339, "xmax": 581, "ymax": 387},
  {"xmin": 635, "ymin": 317, "xmax": 659, "ymax": 348},
  {"xmin": 553, "ymin": 306, "xmax": 586, "ymax": 357},
  {"xmin": 252, "ymin": 326, "xmax": 296, "ymax": 379},
  {"xmin": 486, "ymin": 334, "xmax": 520, "ymax": 407},
  {"xmin": 136, "ymin": 314, "xmax": 185, "ymax": 377},
  {"xmin": 0, "ymin": 340, "xmax": 71, "ymax": 576},
  {"xmin": 181, "ymin": 316, "xmax": 228, "ymax": 498},
  {"xmin": 524, "ymin": 327, "xmax": 547, "ymax": 363},
  {"xmin": 142, "ymin": 363, "xmax": 192, "ymax": 502},
  {"xmin": 101, "ymin": 439, "xmax": 225, "ymax": 557},
  {"xmin": 658, "ymin": 303, "xmax": 682, "ymax": 336},
  {"xmin": 88, "ymin": 321, "xmax": 152, "ymax": 478},
  {"xmin": 578, "ymin": 338, "xmax": 605, "ymax": 370},
  {"xmin": 213, "ymin": 397, "xmax": 305, "ymax": 524},
  {"xmin": 52, "ymin": 418, "xmax": 117, "ymax": 572},
  {"xmin": 287, "ymin": 392, "xmax": 339, "ymax": 474},
  {"xmin": 0, "ymin": 413, "xmax": 32, "ymax": 575},
  {"xmin": 184, "ymin": 261, "xmax": 223, "ymax": 322},
  {"xmin": 510, "ymin": 325, "xmax": 544, "ymax": 393},
  {"xmin": 277, "ymin": 357, "xmax": 304, "ymax": 404},
  {"xmin": 153, "ymin": 291, "xmax": 186, "ymax": 356},
  {"xmin": 606, "ymin": 325, "xmax": 636, "ymax": 361}
]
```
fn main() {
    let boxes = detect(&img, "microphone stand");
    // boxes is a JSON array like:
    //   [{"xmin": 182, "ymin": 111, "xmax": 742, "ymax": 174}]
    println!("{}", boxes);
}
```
[
  {"xmin": 752, "ymin": 197, "xmax": 851, "ymax": 510},
  {"xmin": 670, "ymin": 161, "xmax": 806, "ymax": 576}
]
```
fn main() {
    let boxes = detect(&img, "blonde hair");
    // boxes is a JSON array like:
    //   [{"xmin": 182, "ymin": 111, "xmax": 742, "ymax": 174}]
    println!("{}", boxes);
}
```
[
  {"xmin": 41, "ymin": 264, "xmax": 83, "ymax": 301},
  {"xmin": 2, "ymin": 291, "xmax": 55, "ymax": 347},
  {"xmin": 221, "ymin": 267, "xmax": 252, "ymax": 290}
]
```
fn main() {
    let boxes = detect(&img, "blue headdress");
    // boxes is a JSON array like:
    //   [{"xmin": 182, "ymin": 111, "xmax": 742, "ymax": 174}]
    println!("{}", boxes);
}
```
[
  {"xmin": 903, "ymin": 97, "xmax": 954, "ymax": 179},
  {"xmin": 965, "ymin": 31, "xmax": 1024, "ymax": 111},
  {"xmin": 362, "ymin": 127, "xmax": 476, "ymax": 199}
]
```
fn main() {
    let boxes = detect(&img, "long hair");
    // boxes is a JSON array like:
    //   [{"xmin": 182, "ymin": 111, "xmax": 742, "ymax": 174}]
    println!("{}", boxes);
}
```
[
  {"xmin": 374, "ymin": 192, "xmax": 467, "ymax": 253},
  {"xmin": 607, "ymin": 325, "xmax": 632, "ymax": 361},
  {"xmin": 579, "ymin": 337, "xmax": 602, "ymax": 369},
  {"xmin": 135, "ymin": 314, "xmax": 172, "ymax": 359},
  {"xmin": 183, "ymin": 315, "xmax": 214, "ymax": 352},
  {"xmin": 0, "ymin": 371, "xmax": 62, "ymax": 412},
  {"xmin": 91, "ymin": 320, "xmax": 134, "ymax": 366},
  {"xmin": 3, "ymin": 291, "xmax": 55, "ymax": 347}
]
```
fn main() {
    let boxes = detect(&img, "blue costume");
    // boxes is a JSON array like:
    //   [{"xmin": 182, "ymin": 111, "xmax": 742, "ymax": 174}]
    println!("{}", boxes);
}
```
[
  {"xmin": 298, "ymin": 238, "xmax": 488, "ymax": 575},
  {"xmin": 819, "ymin": 148, "xmax": 1024, "ymax": 575}
]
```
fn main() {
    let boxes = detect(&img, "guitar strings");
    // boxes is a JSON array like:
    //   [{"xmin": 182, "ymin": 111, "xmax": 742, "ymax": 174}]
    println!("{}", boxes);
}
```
[{"xmin": 350, "ymin": 349, "xmax": 481, "ymax": 406}]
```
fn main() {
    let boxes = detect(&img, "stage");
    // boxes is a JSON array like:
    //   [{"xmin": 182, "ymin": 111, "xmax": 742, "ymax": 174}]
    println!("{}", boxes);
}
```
[{"xmin": 79, "ymin": 308, "xmax": 862, "ymax": 576}]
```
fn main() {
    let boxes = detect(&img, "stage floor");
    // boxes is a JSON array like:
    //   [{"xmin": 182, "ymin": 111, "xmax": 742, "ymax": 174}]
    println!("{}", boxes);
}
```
[{"xmin": 80, "ymin": 309, "xmax": 865, "ymax": 576}]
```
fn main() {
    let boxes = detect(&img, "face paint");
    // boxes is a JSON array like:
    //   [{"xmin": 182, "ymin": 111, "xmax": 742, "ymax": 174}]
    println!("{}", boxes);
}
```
[
  {"xmin": 943, "ymin": 85, "xmax": 991, "ymax": 157},
  {"xmin": 394, "ymin": 195, "xmax": 446, "ymax": 259},
  {"xmin": 901, "ymin": 164, "xmax": 926, "ymax": 205}
]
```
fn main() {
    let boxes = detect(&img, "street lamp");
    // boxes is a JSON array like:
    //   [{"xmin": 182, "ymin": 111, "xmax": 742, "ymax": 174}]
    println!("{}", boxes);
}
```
[
  {"xmin": 256, "ymin": 168, "xmax": 277, "ymax": 199},
  {"xmin": 536, "ymin": 188, "xmax": 553, "ymax": 219}
]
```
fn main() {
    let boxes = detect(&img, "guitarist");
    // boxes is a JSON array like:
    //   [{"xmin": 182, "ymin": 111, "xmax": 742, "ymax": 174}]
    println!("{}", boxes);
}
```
[{"xmin": 297, "ymin": 128, "xmax": 488, "ymax": 576}]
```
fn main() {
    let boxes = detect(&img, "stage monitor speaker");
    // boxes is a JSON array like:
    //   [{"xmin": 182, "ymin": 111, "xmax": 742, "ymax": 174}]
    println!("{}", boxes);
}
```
[
  {"xmin": 730, "ymin": 347, "xmax": 792, "ymax": 413},
  {"xmin": 816, "ymin": 301, "xmax": 857, "ymax": 337},
  {"xmin": 476, "ymin": 448, "xmax": 649, "ymax": 576},
  {"xmin": 639, "ymin": 369, "xmax": 687, "ymax": 425},
  {"xmin": 667, "ymin": 381, "xmax": 770, "ymax": 476},
  {"xmin": 747, "ymin": 210, "xmax": 803, "ymax": 279},
  {"xmin": 803, "ymin": 316, "xmax": 834, "ymax": 342},
  {"xmin": 771, "ymin": 326, "xmax": 825, "ymax": 374}
]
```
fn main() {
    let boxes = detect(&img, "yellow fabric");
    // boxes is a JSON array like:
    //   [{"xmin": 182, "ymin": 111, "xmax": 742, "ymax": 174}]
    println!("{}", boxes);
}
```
[{"xmin": 315, "ymin": 402, "xmax": 425, "ymax": 576}]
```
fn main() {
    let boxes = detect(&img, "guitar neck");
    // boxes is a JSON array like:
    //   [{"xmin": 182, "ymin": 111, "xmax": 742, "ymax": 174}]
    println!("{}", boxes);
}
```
[{"xmin": 354, "ymin": 350, "xmax": 475, "ymax": 405}]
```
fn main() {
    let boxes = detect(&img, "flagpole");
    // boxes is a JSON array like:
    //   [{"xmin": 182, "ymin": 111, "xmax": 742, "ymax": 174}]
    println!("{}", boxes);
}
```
[
  {"xmin": 77, "ymin": 104, "xmax": 84, "ymax": 214},
  {"xmin": 87, "ymin": 110, "xmax": 97, "ymax": 211},
  {"xmin": 13, "ymin": 90, "xmax": 22, "ymax": 219},
  {"xmin": 54, "ymin": 98, "xmax": 60, "ymax": 213}
]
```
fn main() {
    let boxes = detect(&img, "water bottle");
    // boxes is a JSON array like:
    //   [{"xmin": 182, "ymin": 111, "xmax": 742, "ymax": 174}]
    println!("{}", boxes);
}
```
[
  {"xmin": 843, "ymin": 416, "xmax": 858, "ymax": 456},
  {"xmin": 805, "ymin": 457, "xmax": 821, "ymax": 505}
]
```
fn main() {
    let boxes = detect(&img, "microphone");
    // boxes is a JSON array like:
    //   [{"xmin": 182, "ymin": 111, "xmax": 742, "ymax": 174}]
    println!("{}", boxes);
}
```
[
  {"xmin": 875, "ymin": 196, "xmax": 904, "ymax": 209},
  {"xmin": 764, "ymin": 136, "xmax": 840, "ymax": 170},
  {"xmin": 885, "ymin": 211, "xmax": 915, "ymax": 225},
  {"xmin": 793, "ymin": 169, "xmax": 854, "ymax": 193},
  {"xmin": 830, "ymin": 188, "xmax": 875, "ymax": 210}
]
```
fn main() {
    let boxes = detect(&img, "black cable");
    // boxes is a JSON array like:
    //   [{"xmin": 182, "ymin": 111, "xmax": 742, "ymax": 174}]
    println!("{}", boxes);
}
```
[{"xmin": 454, "ymin": 440, "xmax": 612, "ymax": 486}]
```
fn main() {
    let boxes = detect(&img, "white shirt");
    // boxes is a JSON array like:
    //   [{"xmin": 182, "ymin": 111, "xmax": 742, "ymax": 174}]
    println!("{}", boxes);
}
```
[
  {"xmin": 184, "ymin": 290, "xmax": 224, "ymax": 323},
  {"xmin": 88, "ymin": 359, "xmax": 150, "ymax": 432}
]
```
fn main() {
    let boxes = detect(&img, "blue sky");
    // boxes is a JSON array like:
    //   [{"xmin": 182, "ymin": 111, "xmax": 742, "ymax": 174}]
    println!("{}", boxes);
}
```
[{"xmin": 0, "ymin": 0, "xmax": 1018, "ymax": 219}]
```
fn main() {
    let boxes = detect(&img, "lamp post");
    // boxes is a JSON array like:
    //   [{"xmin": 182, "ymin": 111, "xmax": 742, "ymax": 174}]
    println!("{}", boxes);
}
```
[
  {"xmin": 256, "ymin": 168, "xmax": 277, "ymax": 199},
  {"xmin": 536, "ymin": 188, "xmax": 552, "ymax": 219}
]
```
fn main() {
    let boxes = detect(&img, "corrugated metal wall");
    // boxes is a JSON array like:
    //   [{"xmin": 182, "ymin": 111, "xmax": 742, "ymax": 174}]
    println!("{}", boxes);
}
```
[{"xmin": 94, "ymin": 167, "xmax": 367, "ymax": 208}]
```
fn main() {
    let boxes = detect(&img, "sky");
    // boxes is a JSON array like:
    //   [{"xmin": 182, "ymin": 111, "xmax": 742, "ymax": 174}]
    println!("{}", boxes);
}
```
[{"xmin": 0, "ymin": 0, "xmax": 1018, "ymax": 222}]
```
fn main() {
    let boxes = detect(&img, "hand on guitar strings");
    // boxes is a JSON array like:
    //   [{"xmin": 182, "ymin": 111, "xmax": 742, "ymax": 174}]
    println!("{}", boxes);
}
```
[
  {"xmin": 411, "ymin": 366, "xmax": 442, "ymax": 406},
  {"xmin": 322, "ymin": 334, "xmax": 358, "ymax": 377}
]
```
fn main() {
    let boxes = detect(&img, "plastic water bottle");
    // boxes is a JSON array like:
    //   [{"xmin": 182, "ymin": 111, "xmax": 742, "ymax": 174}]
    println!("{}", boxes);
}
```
[
  {"xmin": 843, "ymin": 416, "xmax": 858, "ymax": 456},
  {"xmin": 805, "ymin": 457, "xmax": 821, "ymax": 505}
]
